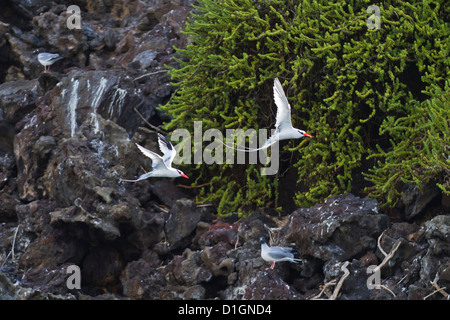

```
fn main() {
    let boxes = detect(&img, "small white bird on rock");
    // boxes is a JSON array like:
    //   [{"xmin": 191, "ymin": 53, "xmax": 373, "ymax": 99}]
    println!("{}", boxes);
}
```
[
  {"xmin": 260, "ymin": 237, "xmax": 301, "ymax": 270},
  {"xmin": 33, "ymin": 48, "xmax": 64, "ymax": 71}
]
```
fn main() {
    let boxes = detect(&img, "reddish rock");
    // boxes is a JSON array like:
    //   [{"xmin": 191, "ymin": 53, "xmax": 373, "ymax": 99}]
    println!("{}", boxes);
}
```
[{"xmin": 244, "ymin": 270, "xmax": 299, "ymax": 300}]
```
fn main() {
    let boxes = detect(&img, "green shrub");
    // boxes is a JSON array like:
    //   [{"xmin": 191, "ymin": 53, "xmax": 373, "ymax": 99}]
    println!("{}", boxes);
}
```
[
  {"xmin": 160, "ymin": 0, "xmax": 449, "ymax": 215},
  {"xmin": 365, "ymin": 82, "xmax": 450, "ymax": 207}
]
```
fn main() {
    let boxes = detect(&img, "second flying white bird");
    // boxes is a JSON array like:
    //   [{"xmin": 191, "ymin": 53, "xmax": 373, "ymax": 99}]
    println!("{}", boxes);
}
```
[{"xmin": 222, "ymin": 78, "xmax": 312, "ymax": 152}]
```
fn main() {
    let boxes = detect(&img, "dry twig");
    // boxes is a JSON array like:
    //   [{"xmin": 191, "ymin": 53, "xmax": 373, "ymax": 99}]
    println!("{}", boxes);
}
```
[
  {"xmin": 134, "ymin": 69, "xmax": 169, "ymax": 81},
  {"xmin": 196, "ymin": 203, "xmax": 214, "ymax": 208},
  {"xmin": 424, "ymin": 274, "xmax": 449, "ymax": 300},
  {"xmin": 176, "ymin": 182, "xmax": 211, "ymax": 189},
  {"xmin": 263, "ymin": 224, "xmax": 282, "ymax": 246},
  {"xmin": 134, "ymin": 107, "xmax": 167, "ymax": 134},
  {"xmin": 374, "ymin": 234, "xmax": 401, "ymax": 274},
  {"xmin": 0, "ymin": 225, "xmax": 20, "ymax": 268},
  {"xmin": 379, "ymin": 284, "xmax": 396, "ymax": 297},
  {"xmin": 330, "ymin": 261, "xmax": 350, "ymax": 300},
  {"xmin": 11, "ymin": 225, "xmax": 20, "ymax": 262},
  {"xmin": 312, "ymin": 279, "xmax": 337, "ymax": 299},
  {"xmin": 369, "ymin": 231, "xmax": 402, "ymax": 297},
  {"xmin": 311, "ymin": 261, "xmax": 350, "ymax": 300}
]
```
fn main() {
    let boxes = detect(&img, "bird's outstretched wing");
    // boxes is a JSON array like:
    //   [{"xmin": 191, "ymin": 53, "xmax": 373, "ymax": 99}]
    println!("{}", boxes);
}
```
[
  {"xmin": 157, "ymin": 133, "xmax": 176, "ymax": 167},
  {"xmin": 135, "ymin": 143, "xmax": 167, "ymax": 170},
  {"xmin": 273, "ymin": 78, "xmax": 294, "ymax": 132}
]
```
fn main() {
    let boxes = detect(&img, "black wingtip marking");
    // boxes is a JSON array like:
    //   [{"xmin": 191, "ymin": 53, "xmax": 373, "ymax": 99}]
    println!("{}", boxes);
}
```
[{"xmin": 158, "ymin": 133, "xmax": 172, "ymax": 150}]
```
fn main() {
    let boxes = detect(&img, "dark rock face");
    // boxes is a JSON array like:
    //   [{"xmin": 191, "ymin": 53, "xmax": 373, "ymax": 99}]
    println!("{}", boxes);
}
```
[
  {"xmin": 0, "ymin": 79, "xmax": 39, "ymax": 124},
  {"xmin": 164, "ymin": 199, "xmax": 212, "ymax": 250},
  {"xmin": 286, "ymin": 194, "xmax": 389, "ymax": 262},
  {"xmin": 398, "ymin": 182, "xmax": 442, "ymax": 220},
  {"xmin": 0, "ymin": 0, "xmax": 448, "ymax": 301}
]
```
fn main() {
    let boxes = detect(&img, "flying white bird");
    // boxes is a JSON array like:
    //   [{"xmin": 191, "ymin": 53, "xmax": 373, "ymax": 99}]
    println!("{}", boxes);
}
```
[
  {"xmin": 33, "ymin": 48, "xmax": 64, "ymax": 71},
  {"xmin": 122, "ymin": 133, "xmax": 189, "ymax": 182},
  {"xmin": 220, "ymin": 78, "xmax": 311, "ymax": 152},
  {"xmin": 260, "ymin": 237, "xmax": 301, "ymax": 270}
]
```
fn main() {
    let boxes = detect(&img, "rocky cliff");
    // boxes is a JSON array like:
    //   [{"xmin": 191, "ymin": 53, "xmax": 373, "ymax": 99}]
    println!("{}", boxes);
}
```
[{"xmin": 0, "ymin": 0, "xmax": 448, "ymax": 300}]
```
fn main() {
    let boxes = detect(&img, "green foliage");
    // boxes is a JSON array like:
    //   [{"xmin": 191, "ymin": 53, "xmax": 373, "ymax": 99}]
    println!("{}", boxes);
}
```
[
  {"xmin": 160, "ymin": 0, "xmax": 449, "ymax": 215},
  {"xmin": 365, "ymin": 82, "xmax": 450, "ymax": 206}
]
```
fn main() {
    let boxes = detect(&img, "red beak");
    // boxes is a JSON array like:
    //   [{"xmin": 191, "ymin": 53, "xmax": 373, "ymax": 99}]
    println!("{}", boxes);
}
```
[
  {"xmin": 181, "ymin": 173, "xmax": 189, "ymax": 179},
  {"xmin": 304, "ymin": 133, "xmax": 312, "ymax": 137}
]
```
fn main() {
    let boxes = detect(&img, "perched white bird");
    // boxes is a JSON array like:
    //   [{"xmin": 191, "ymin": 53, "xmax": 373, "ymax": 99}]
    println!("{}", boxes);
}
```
[
  {"xmin": 33, "ymin": 48, "xmax": 64, "ymax": 71},
  {"xmin": 122, "ymin": 133, "xmax": 189, "ymax": 182},
  {"xmin": 260, "ymin": 237, "xmax": 301, "ymax": 270},
  {"xmin": 221, "ymin": 78, "xmax": 311, "ymax": 152}
]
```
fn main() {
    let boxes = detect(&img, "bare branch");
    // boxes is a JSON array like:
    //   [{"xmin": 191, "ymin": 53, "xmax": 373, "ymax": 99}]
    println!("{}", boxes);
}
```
[
  {"xmin": 377, "ymin": 231, "xmax": 388, "ymax": 257},
  {"xmin": 11, "ymin": 225, "xmax": 20, "ymax": 262},
  {"xmin": 311, "ymin": 261, "xmax": 350, "ymax": 300},
  {"xmin": 134, "ymin": 69, "xmax": 169, "ymax": 81},
  {"xmin": 330, "ymin": 261, "xmax": 350, "ymax": 300},
  {"xmin": 134, "ymin": 107, "xmax": 167, "ymax": 134},
  {"xmin": 380, "ymin": 284, "xmax": 396, "ymax": 297},
  {"xmin": 311, "ymin": 279, "xmax": 336, "ymax": 300},
  {"xmin": 424, "ymin": 274, "xmax": 449, "ymax": 300}
]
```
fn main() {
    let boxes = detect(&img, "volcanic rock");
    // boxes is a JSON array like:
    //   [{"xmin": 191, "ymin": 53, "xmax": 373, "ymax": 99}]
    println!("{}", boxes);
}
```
[{"xmin": 285, "ymin": 193, "xmax": 389, "ymax": 262}]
